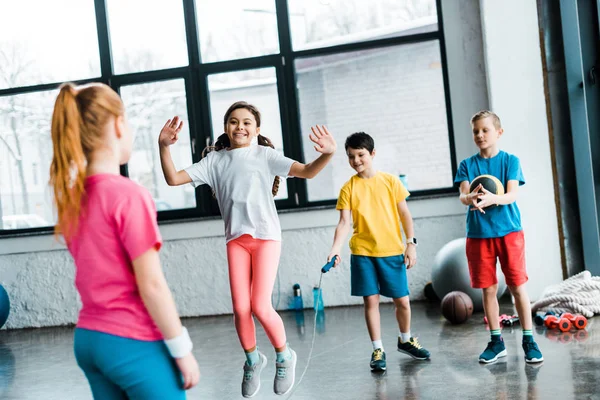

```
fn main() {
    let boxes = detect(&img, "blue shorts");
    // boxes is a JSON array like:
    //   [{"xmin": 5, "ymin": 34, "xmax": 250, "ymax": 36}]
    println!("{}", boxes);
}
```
[
  {"xmin": 74, "ymin": 328, "xmax": 186, "ymax": 400},
  {"xmin": 351, "ymin": 254, "xmax": 409, "ymax": 298}
]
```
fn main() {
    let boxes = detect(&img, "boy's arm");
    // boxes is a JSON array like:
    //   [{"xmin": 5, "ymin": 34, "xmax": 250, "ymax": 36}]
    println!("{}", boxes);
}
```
[
  {"xmin": 459, "ymin": 181, "xmax": 482, "ymax": 206},
  {"xmin": 476, "ymin": 180, "xmax": 519, "ymax": 208},
  {"xmin": 397, "ymin": 200, "xmax": 417, "ymax": 268},
  {"xmin": 289, "ymin": 125, "xmax": 336, "ymax": 179},
  {"xmin": 328, "ymin": 209, "xmax": 352, "ymax": 267}
]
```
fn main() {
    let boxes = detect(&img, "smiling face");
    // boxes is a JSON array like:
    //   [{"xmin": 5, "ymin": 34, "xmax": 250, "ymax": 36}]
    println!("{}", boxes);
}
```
[
  {"xmin": 347, "ymin": 146, "xmax": 375, "ymax": 174},
  {"xmin": 224, "ymin": 107, "xmax": 260, "ymax": 149}
]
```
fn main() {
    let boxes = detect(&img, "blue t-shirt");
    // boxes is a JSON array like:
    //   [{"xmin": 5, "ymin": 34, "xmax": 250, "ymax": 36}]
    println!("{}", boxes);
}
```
[{"xmin": 454, "ymin": 151, "xmax": 525, "ymax": 238}]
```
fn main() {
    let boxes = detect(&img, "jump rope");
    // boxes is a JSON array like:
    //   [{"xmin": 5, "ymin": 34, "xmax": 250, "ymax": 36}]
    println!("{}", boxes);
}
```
[{"xmin": 284, "ymin": 256, "xmax": 337, "ymax": 399}]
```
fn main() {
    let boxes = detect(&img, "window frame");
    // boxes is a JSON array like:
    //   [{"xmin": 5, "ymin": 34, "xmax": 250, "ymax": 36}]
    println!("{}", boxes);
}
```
[{"xmin": 0, "ymin": 0, "xmax": 456, "ymax": 237}]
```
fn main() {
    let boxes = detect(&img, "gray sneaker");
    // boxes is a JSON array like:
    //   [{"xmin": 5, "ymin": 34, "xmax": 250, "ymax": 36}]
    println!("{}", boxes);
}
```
[
  {"xmin": 242, "ymin": 352, "xmax": 267, "ymax": 398},
  {"xmin": 274, "ymin": 348, "xmax": 297, "ymax": 395}
]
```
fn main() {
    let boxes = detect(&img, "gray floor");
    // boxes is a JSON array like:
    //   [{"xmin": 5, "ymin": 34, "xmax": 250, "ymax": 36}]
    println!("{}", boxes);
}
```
[{"xmin": 0, "ymin": 301, "xmax": 599, "ymax": 400}]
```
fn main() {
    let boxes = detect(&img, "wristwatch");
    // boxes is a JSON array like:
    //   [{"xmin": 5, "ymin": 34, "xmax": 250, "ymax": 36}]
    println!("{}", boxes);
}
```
[{"xmin": 407, "ymin": 237, "xmax": 418, "ymax": 246}]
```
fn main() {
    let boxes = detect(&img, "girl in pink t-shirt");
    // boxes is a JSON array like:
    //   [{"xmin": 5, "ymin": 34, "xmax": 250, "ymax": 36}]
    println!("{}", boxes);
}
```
[
  {"xmin": 158, "ymin": 101, "xmax": 336, "ymax": 397},
  {"xmin": 49, "ymin": 82, "xmax": 200, "ymax": 399}
]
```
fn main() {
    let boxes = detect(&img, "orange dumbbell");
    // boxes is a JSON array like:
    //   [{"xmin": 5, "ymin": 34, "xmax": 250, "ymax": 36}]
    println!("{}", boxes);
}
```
[
  {"xmin": 544, "ymin": 315, "xmax": 572, "ymax": 332},
  {"xmin": 560, "ymin": 313, "xmax": 588, "ymax": 330}
]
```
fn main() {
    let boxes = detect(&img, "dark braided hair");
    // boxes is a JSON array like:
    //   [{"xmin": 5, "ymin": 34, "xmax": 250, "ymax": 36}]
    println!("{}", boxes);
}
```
[{"xmin": 202, "ymin": 101, "xmax": 281, "ymax": 196}]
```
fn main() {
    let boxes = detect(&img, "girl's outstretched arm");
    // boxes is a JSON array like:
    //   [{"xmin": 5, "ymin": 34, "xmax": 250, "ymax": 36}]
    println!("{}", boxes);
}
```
[
  {"xmin": 158, "ymin": 116, "xmax": 193, "ymax": 186},
  {"xmin": 289, "ymin": 125, "xmax": 337, "ymax": 179}
]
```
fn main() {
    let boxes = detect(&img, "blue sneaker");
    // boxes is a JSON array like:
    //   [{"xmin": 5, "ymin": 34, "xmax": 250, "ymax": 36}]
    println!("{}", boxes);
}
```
[
  {"xmin": 370, "ymin": 348, "xmax": 386, "ymax": 371},
  {"xmin": 522, "ymin": 336, "xmax": 544, "ymax": 363},
  {"xmin": 479, "ymin": 337, "xmax": 507, "ymax": 363}
]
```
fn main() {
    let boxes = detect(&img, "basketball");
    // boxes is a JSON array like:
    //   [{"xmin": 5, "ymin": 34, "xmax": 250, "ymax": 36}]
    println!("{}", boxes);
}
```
[
  {"xmin": 469, "ymin": 174, "xmax": 504, "ymax": 209},
  {"xmin": 441, "ymin": 291, "xmax": 473, "ymax": 324}
]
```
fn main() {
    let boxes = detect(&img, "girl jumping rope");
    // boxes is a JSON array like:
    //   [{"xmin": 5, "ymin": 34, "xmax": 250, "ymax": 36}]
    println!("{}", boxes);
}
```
[
  {"xmin": 49, "ymin": 83, "xmax": 200, "ymax": 399},
  {"xmin": 158, "ymin": 101, "xmax": 336, "ymax": 397}
]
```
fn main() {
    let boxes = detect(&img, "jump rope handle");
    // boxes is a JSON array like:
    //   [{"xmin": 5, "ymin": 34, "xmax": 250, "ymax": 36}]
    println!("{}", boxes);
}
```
[{"xmin": 321, "ymin": 256, "xmax": 338, "ymax": 273}]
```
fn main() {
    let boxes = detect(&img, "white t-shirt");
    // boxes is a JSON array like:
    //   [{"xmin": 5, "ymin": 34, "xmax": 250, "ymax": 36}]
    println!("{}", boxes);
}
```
[{"xmin": 185, "ymin": 145, "xmax": 296, "ymax": 243}]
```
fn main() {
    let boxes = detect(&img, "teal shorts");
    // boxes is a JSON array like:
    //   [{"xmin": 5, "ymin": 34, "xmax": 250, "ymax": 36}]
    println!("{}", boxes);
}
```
[{"xmin": 351, "ymin": 254, "xmax": 409, "ymax": 298}]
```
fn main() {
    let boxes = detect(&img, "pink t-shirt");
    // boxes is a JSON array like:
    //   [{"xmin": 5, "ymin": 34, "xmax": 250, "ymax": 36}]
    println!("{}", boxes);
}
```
[{"xmin": 67, "ymin": 174, "xmax": 163, "ymax": 341}]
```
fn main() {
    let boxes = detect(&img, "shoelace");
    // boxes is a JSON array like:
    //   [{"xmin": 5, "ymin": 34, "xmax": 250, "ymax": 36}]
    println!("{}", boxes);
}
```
[
  {"xmin": 409, "ymin": 338, "xmax": 423, "ymax": 350},
  {"xmin": 372, "ymin": 349, "xmax": 383, "ymax": 361},
  {"xmin": 276, "ymin": 365, "xmax": 287, "ymax": 379},
  {"xmin": 243, "ymin": 362, "xmax": 256, "ymax": 382}
]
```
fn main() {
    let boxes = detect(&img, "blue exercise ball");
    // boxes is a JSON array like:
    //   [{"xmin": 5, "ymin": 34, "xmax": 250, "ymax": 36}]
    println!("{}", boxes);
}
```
[
  {"xmin": 432, "ymin": 238, "xmax": 507, "ymax": 312},
  {"xmin": 0, "ymin": 285, "xmax": 9, "ymax": 329}
]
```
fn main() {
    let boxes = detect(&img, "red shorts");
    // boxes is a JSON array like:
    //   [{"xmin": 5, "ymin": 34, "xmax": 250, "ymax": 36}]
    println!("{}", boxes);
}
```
[{"xmin": 466, "ymin": 230, "xmax": 528, "ymax": 289}]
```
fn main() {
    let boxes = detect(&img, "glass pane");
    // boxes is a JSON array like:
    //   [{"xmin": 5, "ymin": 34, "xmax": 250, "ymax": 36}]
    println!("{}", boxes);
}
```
[
  {"xmin": 207, "ymin": 68, "xmax": 288, "ymax": 200},
  {"xmin": 288, "ymin": 0, "xmax": 438, "ymax": 51},
  {"xmin": 0, "ymin": 0, "xmax": 100, "ymax": 89},
  {"xmin": 0, "ymin": 91, "xmax": 57, "ymax": 230},
  {"xmin": 295, "ymin": 41, "xmax": 452, "ymax": 202},
  {"xmin": 120, "ymin": 79, "xmax": 196, "ymax": 211},
  {"xmin": 107, "ymin": 0, "xmax": 188, "ymax": 74},
  {"xmin": 196, "ymin": 0, "xmax": 279, "ymax": 63}
]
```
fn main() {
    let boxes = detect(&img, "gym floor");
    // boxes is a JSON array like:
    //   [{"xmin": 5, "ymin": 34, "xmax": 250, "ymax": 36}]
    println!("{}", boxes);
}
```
[{"xmin": 0, "ymin": 301, "xmax": 598, "ymax": 399}]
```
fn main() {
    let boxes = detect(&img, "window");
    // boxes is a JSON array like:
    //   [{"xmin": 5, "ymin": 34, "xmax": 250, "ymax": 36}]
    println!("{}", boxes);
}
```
[
  {"xmin": 196, "ymin": 0, "xmax": 280, "ymax": 63},
  {"xmin": 120, "ymin": 79, "xmax": 196, "ymax": 211},
  {"xmin": 288, "ymin": 0, "xmax": 437, "ymax": 50},
  {"xmin": 0, "ymin": 0, "xmax": 454, "ymax": 235},
  {"xmin": 296, "ymin": 42, "xmax": 451, "ymax": 201},
  {"xmin": 0, "ymin": 0, "xmax": 100, "ymax": 89},
  {"xmin": 106, "ymin": 0, "xmax": 189, "ymax": 74},
  {"xmin": 0, "ymin": 90, "xmax": 57, "ymax": 230}
]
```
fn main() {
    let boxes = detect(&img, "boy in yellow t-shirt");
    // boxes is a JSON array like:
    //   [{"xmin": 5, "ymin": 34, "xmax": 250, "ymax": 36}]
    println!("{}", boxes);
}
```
[{"xmin": 327, "ymin": 132, "xmax": 430, "ymax": 372}]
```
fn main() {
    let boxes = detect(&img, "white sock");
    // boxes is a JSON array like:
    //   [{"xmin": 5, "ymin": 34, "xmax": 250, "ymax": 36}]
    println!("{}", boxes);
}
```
[
  {"xmin": 399, "ymin": 332, "xmax": 411, "ymax": 343},
  {"xmin": 372, "ymin": 339, "xmax": 384, "ymax": 351}
]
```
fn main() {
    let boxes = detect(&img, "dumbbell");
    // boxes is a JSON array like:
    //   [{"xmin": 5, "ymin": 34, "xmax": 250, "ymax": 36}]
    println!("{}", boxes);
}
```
[
  {"xmin": 484, "ymin": 314, "xmax": 513, "ymax": 325},
  {"xmin": 544, "ymin": 315, "xmax": 572, "ymax": 332},
  {"xmin": 534, "ymin": 311, "xmax": 556, "ymax": 326},
  {"xmin": 501, "ymin": 316, "xmax": 520, "ymax": 327},
  {"xmin": 560, "ymin": 313, "xmax": 588, "ymax": 330}
]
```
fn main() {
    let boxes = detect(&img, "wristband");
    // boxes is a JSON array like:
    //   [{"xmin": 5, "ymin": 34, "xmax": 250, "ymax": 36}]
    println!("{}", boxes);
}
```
[{"xmin": 164, "ymin": 326, "xmax": 193, "ymax": 358}]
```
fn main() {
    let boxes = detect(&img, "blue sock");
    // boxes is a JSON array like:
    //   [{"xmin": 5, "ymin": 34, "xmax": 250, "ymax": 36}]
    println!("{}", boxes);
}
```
[
  {"xmin": 245, "ymin": 349, "xmax": 260, "ymax": 366},
  {"xmin": 491, "ymin": 329, "xmax": 502, "ymax": 340},
  {"xmin": 522, "ymin": 329, "xmax": 533, "ymax": 340},
  {"xmin": 276, "ymin": 347, "xmax": 292, "ymax": 363}
]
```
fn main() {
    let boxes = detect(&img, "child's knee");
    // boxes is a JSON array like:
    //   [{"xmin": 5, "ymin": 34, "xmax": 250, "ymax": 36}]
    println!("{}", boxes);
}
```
[
  {"xmin": 394, "ymin": 296, "xmax": 410, "ymax": 309},
  {"xmin": 482, "ymin": 284, "xmax": 498, "ymax": 295},
  {"xmin": 364, "ymin": 295, "xmax": 380, "ymax": 308},
  {"xmin": 508, "ymin": 284, "xmax": 527, "ymax": 297}
]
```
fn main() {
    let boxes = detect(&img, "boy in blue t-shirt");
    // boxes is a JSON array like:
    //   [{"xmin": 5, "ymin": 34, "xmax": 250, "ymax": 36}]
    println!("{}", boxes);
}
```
[{"xmin": 454, "ymin": 110, "xmax": 543, "ymax": 364}]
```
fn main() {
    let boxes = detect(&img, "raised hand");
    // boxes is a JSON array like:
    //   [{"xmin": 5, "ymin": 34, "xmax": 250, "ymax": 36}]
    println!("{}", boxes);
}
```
[
  {"xmin": 159, "ymin": 116, "xmax": 184, "ymax": 147},
  {"xmin": 309, "ymin": 125, "xmax": 337, "ymax": 155}
]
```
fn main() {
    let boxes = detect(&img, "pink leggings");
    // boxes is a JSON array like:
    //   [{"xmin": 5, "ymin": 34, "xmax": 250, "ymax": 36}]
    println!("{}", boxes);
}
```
[{"xmin": 227, "ymin": 235, "xmax": 287, "ymax": 350}]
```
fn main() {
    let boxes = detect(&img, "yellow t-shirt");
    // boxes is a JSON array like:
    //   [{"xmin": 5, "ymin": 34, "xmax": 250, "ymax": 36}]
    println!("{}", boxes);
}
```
[{"xmin": 336, "ymin": 172, "xmax": 410, "ymax": 257}]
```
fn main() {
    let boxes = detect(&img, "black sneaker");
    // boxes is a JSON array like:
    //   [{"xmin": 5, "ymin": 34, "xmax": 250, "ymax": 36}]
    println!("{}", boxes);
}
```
[
  {"xmin": 397, "ymin": 337, "xmax": 430, "ymax": 360},
  {"xmin": 370, "ymin": 348, "xmax": 387, "ymax": 371}
]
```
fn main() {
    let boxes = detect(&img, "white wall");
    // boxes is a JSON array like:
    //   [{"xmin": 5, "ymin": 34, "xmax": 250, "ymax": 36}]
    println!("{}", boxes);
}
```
[
  {"xmin": 0, "ymin": 0, "xmax": 563, "ymax": 329},
  {"xmin": 479, "ymin": 0, "xmax": 563, "ymax": 298}
]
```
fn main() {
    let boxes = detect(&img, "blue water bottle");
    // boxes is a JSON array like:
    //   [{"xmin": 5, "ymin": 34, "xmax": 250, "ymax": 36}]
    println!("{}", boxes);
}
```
[
  {"xmin": 293, "ymin": 284, "xmax": 303, "ymax": 311},
  {"xmin": 313, "ymin": 286, "xmax": 324, "ymax": 311}
]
